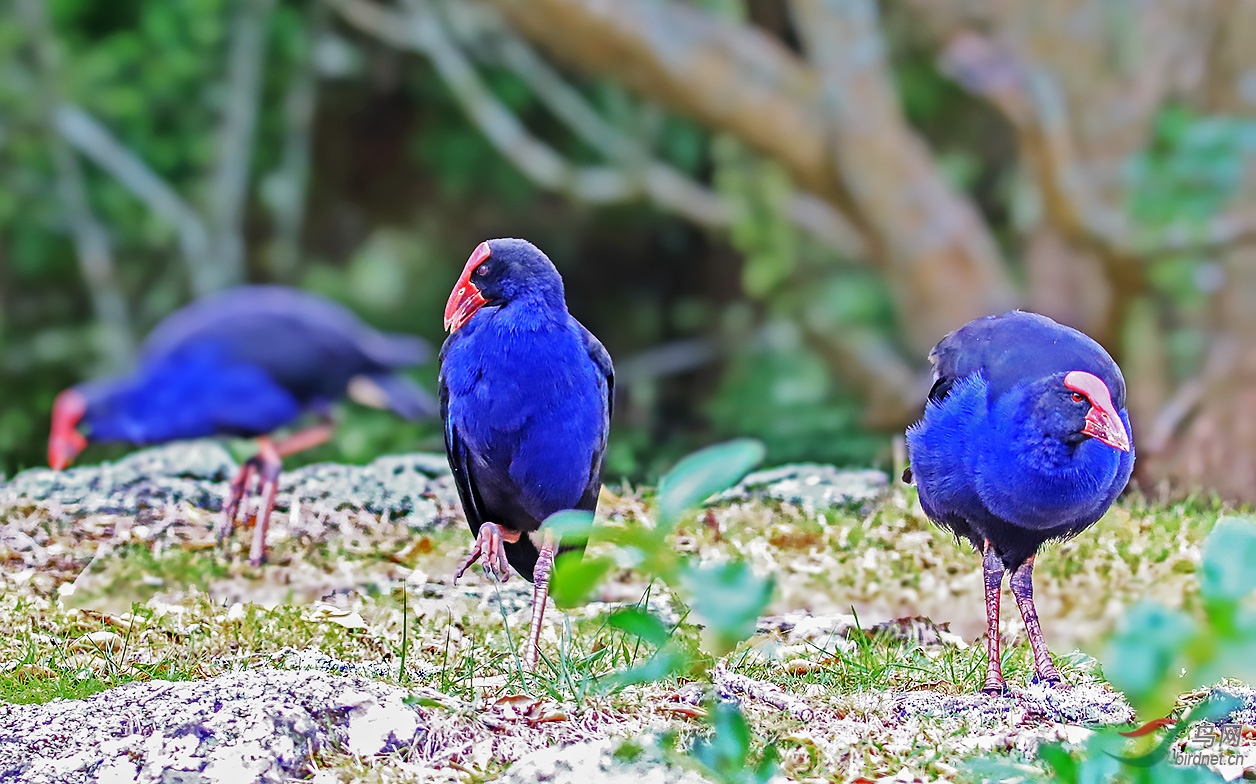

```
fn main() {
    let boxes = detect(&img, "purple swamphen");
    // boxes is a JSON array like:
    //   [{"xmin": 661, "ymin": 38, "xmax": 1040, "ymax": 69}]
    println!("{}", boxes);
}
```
[
  {"xmin": 48, "ymin": 285, "xmax": 436, "ymax": 564},
  {"xmin": 439, "ymin": 238, "xmax": 613, "ymax": 671},
  {"xmin": 904, "ymin": 311, "xmax": 1134, "ymax": 693}
]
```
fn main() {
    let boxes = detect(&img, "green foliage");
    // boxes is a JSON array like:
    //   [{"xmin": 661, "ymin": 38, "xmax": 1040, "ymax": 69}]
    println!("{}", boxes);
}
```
[
  {"xmin": 549, "ymin": 552, "xmax": 614, "ymax": 610},
  {"xmin": 687, "ymin": 701, "xmax": 779, "ymax": 784},
  {"xmin": 1104, "ymin": 516, "xmax": 1256, "ymax": 718},
  {"xmin": 1126, "ymin": 107, "xmax": 1256, "ymax": 226},
  {"xmin": 553, "ymin": 438, "xmax": 777, "ymax": 784},
  {"xmin": 970, "ymin": 517, "xmax": 1256, "ymax": 783},
  {"xmin": 679, "ymin": 561, "xmax": 774, "ymax": 658},
  {"xmin": 656, "ymin": 438, "xmax": 765, "ymax": 527}
]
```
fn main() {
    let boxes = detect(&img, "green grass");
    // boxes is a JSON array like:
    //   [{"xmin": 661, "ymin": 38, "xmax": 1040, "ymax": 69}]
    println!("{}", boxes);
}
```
[{"xmin": 0, "ymin": 486, "xmax": 1248, "ymax": 781}]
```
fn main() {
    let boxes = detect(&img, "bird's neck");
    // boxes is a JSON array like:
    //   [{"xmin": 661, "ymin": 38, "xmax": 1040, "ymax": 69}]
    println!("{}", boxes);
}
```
[
  {"xmin": 485, "ymin": 295, "xmax": 569, "ymax": 332},
  {"xmin": 976, "ymin": 390, "xmax": 1124, "ymax": 528}
]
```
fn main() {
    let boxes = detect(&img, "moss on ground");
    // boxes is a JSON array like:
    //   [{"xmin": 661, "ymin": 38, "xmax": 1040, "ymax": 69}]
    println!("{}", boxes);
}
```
[{"xmin": 0, "ymin": 474, "xmax": 1248, "ymax": 781}]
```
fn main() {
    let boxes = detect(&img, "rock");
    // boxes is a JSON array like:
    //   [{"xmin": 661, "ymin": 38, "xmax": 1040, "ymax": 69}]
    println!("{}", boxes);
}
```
[
  {"xmin": 0, "ymin": 669, "xmax": 426, "ymax": 784},
  {"xmin": 0, "ymin": 442, "xmax": 456, "ymax": 527},
  {"xmin": 0, "ymin": 441, "xmax": 237, "ymax": 516},
  {"xmin": 890, "ymin": 680, "xmax": 1134, "ymax": 726},
  {"xmin": 1211, "ymin": 682, "xmax": 1256, "ymax": 725},
  {"xmin": 715, "ymin": 464, "xmax": 888, "ymax": 510},
  {"xmin": 492, "ymin": 737, "xmax": 714, "ymax": 784},
  {"xmin": 278, "ymin": 453, "xmax": 453, "ymax": 525}
]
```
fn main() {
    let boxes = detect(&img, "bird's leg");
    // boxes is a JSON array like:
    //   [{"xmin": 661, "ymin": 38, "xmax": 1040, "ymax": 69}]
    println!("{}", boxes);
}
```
[
  {"xmin": 524, "ymin": 529, "xmax": 558, "ymax": 672},
  {"xmin": 453, "ymin": 522, "xmax": 515, "ymax": 583},
  {"xmin": 1010, "ymin": 557, "xmax": 1062, "ymax": 686},
  {"xmin": 218, "ymin": 457, "xmax": 259, "ymax": 542},
  {"xmin": 248, "ymin": 438, "xmax": 283, "ymax": 566},
  {"xmin": 217, "ymin": 421, "xmax": 334, "ymax": 559},
  {"xmin": 271, "ymin": 421, "xmax": 335, "ymax": 457},
  {"xmin": 982, "ymin": 541, "xmax": 1009, "ymax": 696}
]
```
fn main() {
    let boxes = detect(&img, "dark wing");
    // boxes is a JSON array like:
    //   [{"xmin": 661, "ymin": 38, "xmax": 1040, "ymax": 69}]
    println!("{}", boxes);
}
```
[
  {"xmin": 142, "ymin": 286, "xmax": 430, "ymax": 405},
  {"xmin": 439, "ymin": 336, "xmax": 544, "ymax": 579},
  {"xmin": 439, "ymin": 338, "xmax": 486, "ymax": 536},
  {"xmin": 575, "ymin": 322, "xmax": 615, "ymax": 510},
  {"xmin": 926, "ymin": 310, "xmax": 1126, "ymax": 408}
]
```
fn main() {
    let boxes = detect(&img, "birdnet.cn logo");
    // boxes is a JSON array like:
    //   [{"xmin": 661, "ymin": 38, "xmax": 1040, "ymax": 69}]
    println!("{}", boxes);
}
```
[
  {"xmin": 1110, "ymin": 719, "xmax": 1253, "ymax": 768},
  {"xmin": 1174, "ymin": 721, "xmax": 1250, "ymax": 767}
]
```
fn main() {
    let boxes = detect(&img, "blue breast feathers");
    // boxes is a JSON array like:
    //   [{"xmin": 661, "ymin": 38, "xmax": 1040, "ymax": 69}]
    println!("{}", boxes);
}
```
[
  {"xmin": 86, "ymin": 343, "xmax": 302, "ymax": 444},
  {"xmin": 443, "ymin": 310, "xmax": 607, "ymax": 521},
  {"xmin": 907, "ymin": 373, "xmax": 1134, "ymax": 533}
]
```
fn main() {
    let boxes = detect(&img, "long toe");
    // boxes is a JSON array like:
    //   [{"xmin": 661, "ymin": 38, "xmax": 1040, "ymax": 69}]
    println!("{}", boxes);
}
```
[
  {"xmin": 1031, "ymin": 673, "xmax": 1067, "ymax": 690},
  {"xmin": 453, "ymin": 548, "xmax": 482, "ymax": 583},
  {"xmin": 981, "ymin": 682, "xmax": 1012, "ymax": 697}
]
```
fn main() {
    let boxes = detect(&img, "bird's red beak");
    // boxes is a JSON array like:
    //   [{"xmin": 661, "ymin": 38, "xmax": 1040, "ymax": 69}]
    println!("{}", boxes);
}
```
[
  {"xmin": 1064, "ymin": 370, "xmax": 1131, "ymax": 452},
  {"xmin": 48, "ymin": 389, "xmax": 88, "ymax": 470},
  {"xmin": 444, "ymin": 242, "xmax": 491, "ymax": 333}
]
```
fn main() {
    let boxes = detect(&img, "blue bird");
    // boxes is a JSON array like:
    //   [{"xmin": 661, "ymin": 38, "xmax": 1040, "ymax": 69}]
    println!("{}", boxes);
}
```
[
  {"xmin": 904, "ymin": 311, "xmax": 1134, "ymax": 693},
  {"xmin": 439, "ymin": 238, "xmax": 613, "ymax": 671},
  {"xmin": 48, "ymin": 285, "xmax": 436, "ymax": 564}
]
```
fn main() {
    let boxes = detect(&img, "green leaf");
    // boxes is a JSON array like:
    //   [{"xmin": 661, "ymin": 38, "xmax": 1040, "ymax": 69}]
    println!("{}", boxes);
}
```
[
  {"xmin": 656, "ymin": 439, "xmax": 764, "ymax": 525},
  {"xmin": 544, "ymin": 509, "xmax": 597, "ymax": 546},
  {"xmin": 1199, "ymin": 516, "xmax": 1256, "ymax": 604},
  {"xmin": 691, "ymin": 701, "xmax": 758, "ymax": 783},
  {"xmin": 1102, "ymin": 601, "xmax": 1196, "ymax": 716},
  {"xmin": 550, "ymin": 553, "xmax": 614, "ymax": 610},
  {"xmin": 608, "ymin": 643, "xmax": 689, "ymax": 688},
  {"xmin": 680, "ymin": 561, "xmax": 775, "ymax": 657},
  {"xmin": 1036, "ymin": 741, "xmax": 1079, "ymax": 782},
  {"xmin": 608, "ymin": 608, "xmax": 672, "ymax": 648}
]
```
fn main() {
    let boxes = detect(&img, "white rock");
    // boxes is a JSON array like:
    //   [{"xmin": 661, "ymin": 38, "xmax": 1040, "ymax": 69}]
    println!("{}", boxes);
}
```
[{"xmin": 0, "ymin": 669, "xmax": 426, "ymax": 783}]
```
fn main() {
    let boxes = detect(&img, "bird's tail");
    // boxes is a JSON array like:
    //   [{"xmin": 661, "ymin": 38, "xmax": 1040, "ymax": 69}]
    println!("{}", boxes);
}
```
[
  {"xmin": 361, "ymin": 332, "xmax": 431, "ymax": 369},
  {"xmin": 347, "ymin": 372, "xmax": 439, "ymax": 420}
]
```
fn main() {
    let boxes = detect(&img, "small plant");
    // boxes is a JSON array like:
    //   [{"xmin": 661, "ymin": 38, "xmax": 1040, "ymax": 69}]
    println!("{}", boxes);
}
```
[
  {"xmin": 969, "ymin": 516, "xmax": 1256, "ymax": 783},
  {"xmin": 551, "ymin": 438, "xmax": 779, "ymax": 784}
]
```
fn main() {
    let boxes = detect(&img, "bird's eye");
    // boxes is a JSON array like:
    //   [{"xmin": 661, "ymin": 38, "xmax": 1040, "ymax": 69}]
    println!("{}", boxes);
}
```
[
  {"xmin": 476, "ymin": 264, "xmax": 490, "ymax": 277},
  {"xmin": 1071, "ymin": 392, "xmax": 1085, "ymax": 403}
]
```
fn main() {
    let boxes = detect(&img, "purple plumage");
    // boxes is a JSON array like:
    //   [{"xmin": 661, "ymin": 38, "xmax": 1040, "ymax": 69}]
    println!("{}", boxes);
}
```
[
  {"xmin": 439, "ymin": 238, "xmax": 613, "ymax": 671},
  {"xmin": 904, "ymin": 310, "xmax": 1133, "ymax": 693},
  {"xmin": 48, "ymin": 285, "xmax": 436, "ymax": 565}
]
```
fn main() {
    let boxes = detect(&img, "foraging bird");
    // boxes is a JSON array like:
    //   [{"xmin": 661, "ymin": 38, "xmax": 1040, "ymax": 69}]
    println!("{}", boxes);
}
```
[
  {"xmin": 48, "ymin": 285, "xmax": 436, "ymax": 564},
  {"xmin": 439, "ymin": 238, "xmax": 613, "ymax": 671},
  {"xmin": 904, "ymin": 311, "xmax": 1133, "ymax": 693}
]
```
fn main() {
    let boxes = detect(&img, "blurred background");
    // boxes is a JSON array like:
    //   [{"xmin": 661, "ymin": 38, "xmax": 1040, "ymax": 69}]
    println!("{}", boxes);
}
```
[{"xmin": 2, "ymin": 0, "xmax": 1256, "ymax": 500}]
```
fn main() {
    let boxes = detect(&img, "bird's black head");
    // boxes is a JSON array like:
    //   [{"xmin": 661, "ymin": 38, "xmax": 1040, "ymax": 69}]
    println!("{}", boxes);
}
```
[
  {"xmin": 444, "ymin": 238, "xmax": 566, "ymax": 332},
  {"xmin": 1027, "ymin": 370, "xmax": 1131, "ymax": 452}
]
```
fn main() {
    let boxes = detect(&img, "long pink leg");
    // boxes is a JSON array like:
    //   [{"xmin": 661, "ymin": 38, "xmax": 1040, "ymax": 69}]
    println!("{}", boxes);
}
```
[
  {"xmin": 524, "ymin": 530, "xmax": 558, "ymax": 672},
  {"xmin": 218, "ymin": 423, "xmax": 335, "ymax": 562},
  {"xmin": 982, "ymin": 541, "xmax": 1008, "ymax": 695},
  {"xmin": 218, "ymin": 458, "xmax": 258, "ymax": 542},
  {"xmin": 248, "ymin": 439, "xmax": 282, "ymax": 566},
  {"xmin": 1010, "ymin": 557, "xmax": 1062, "ymax": 686}
]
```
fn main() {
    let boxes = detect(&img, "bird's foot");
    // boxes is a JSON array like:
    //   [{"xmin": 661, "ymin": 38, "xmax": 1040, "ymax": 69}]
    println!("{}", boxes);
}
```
[
  {"xmin": 1031, "ymin": 671, "xmax": 1067, "ymax": 690},
  {"xmin": 981, "ymin": 678, "xmax": 1011, "ymax": 697},
  {"xmin": 216, "ymin": 439, "xmax": 283, "ymax": 566},
  {"xmin": 454, "ymin": 522, "xmax": 511, "ymax": 584},
  {"xmin": 216, "ymin": 456, "xmax": 264, "ymax": 550}
]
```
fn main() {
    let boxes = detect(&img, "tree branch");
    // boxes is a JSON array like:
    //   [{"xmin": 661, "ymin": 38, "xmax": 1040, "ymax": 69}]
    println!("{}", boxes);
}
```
[
  {"xmin": 20, "ymin": 0, "xmax": 134, "ymax": 371},
  {"xmin": 939, "ymin": 30, "xmax": 1256, "ymax": 261},
  {"xmin": 55, "ymin": 106, "xmax": 215, "ymax": 294},
  {"xmin": 268, "ymin": 0, "xmax": 328, "ymax": 280},
  {"xmin": 438, "ymin": 0, "xmax": 865, "ymax": 256},
  {"xmin": 789, "ymin": 0, "xmax": 1017, "ymax": 354},
  {"xmin": 480, "ymin": 0, "xmax": 1016, "ymax": 355},
  {"xmin": 335, "ymin": 0, "xmax": 922, "ymax": 422},
  {"xmin": 207, "ymin": 0, "xmax": 278, "ymax": 292}
]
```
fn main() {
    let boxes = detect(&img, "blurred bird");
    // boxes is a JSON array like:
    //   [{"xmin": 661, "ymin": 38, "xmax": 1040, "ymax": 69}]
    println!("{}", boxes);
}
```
[
  {"xmin": 439, "ymin": 238, "xmax": 613, "ymax": 671},
  {"xmin": 904, "ymin": 311, "xmax": 1133, "ymax": 693},
  {"xmin": 48, "ymin": 285, "xmax": 436, "ymax": 564}
]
